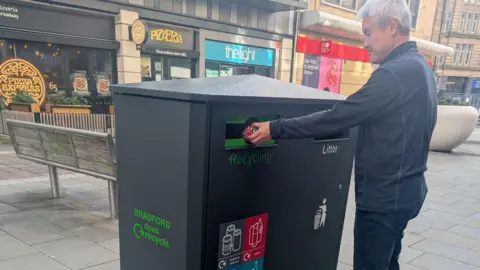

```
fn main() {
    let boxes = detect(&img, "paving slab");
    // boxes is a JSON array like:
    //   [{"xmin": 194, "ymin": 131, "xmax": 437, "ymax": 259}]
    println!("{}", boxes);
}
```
[
  {"xmin": 412, "ymin": 239, "xmax": 480, "ymax": 267},
  {"xmin": 97, "ymin": 238, "xmax": 120, "ymax": 254},
  {"xmin": 410, "ymin": 253, "xmax": 480, "ymax": 270},
  {"xmin": 33, "ymin": 236, "xmax": 119, "ymax": 270},
  {"xmin": 0, "ymin": 235, "xmax": 38, "ymax": 261},
  {"xmin": 81, "ymin": 260, "xmax": 120, "ymax": 270},
  {"xmin": 420, "ymin": 228, "xmax": 480, "ymax": 252},
  {"xmin": 0, "ymin": 253, "xmax": 70, "ymax": 270}
]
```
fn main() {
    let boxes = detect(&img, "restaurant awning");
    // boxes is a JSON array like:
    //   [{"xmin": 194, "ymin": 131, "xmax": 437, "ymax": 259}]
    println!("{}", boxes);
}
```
[{"xmin": 299, "ymin": 10, "xmax": 454, "ymax": 57}]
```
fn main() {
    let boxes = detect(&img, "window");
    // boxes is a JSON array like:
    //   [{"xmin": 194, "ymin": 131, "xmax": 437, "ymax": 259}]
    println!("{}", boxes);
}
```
[
  {"xmin": 453, "ymin": 44, "xmax": 461, "ymax": 64},
  {"xmin": 474, "ymin": 14, "xmax": 479, "ymax": 33},
  {"xmin": 445, "ymin": 11, "xmax": 453, "ymax": 31},
  {"xmin": 324, "ymin": 0, "xmax": 341, "ymax": 5},
  {"xmin": 340, "ymin": 0, "xmax": 356, "ymax": 9},
  {"xmin": 357, "ymin": 0, "xmax": 366, "ymax": 9},
  {"xmin": 453, "ymin": 44, "xmax": 473, "ymax": 65},
  {"xmin": 409, "ymin": 0, "xmax": 420, "ymax": 28},
  {"xmin": 460, "ymin": 13, "xmax": 466, "ymax": 32},
  {"xmin": 0, "ymin": 39, "xmax": 115, "ymax": 102},
  {"xmin": 324, "ymin": 0, "xmax": 356, "ymax": 10},
  {"xmin": 466, "ymin": 13, "xmax": 473, "ymax": 32},
  {"xmin": 437, "ymin": 55, "xmax": 445, "ymax": 65},
  {"xmin": 322, "ymin": 0, "xmax": 419, "ymax": 27},
  {"xmin": 459, "ymin": 44, "xmax": 466, "ymax": 64},
  {"xmin": 465, "ymin": 44, "xmax": 473, "ymax": 64}
]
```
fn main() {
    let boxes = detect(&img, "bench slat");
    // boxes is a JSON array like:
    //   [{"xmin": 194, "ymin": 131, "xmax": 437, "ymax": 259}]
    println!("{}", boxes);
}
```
[
  {"xmin": 75, "ymin": 148, "xmax": 111, "ymax": 165},
  {"xmin": 12, "ymin": 126, "xmax": 39, "ymax": 139},
  {"xmin": 43, "ymin": 141, "xmax": 73, "ymax": 156},
  {"xmin": 14, "ymin": 136, "xmax": 43, "ymax": 149},
  {"xmin": 41, "ymin": 131, "xmax": 70, "ymax": 145},
  {"xmin": 46, "ymin": 152, "xmax": 76, "ymax": 167},
  {"xmin": 78, "ymin": 158, "xmax": 114, "ymax": 176},
  {"xmin": 72, "ymin": 135, "xmax": 109, "ymax": 151},
  {"xmin": 18, "ymin": 145, "xmax": 46, "ymax": 159}
]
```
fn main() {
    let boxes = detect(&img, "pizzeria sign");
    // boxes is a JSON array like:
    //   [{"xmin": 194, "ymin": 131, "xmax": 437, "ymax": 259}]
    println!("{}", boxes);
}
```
[
  {"xmin": 129, "ymin": 20, "xmax": 195, "ymax": 51},
  {"xmin": 0, "ymin": 58, "xmax": 46, "ymax": 104}
]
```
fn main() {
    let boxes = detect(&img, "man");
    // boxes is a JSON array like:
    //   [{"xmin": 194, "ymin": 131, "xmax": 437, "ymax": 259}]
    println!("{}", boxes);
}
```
[{"xmin": 245, "ymin": 0, "xmax": 437, "ymax": 269}]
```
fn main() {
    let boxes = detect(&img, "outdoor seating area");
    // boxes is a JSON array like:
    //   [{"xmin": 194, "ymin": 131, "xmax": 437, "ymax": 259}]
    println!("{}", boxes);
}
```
[{"xmin": 6, "ymin": 120, "xmax": 118, "ymax": 219}]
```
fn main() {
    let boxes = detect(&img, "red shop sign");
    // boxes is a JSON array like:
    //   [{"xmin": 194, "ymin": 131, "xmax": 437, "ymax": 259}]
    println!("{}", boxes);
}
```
[
  {"xmin": 297, "ymin": 36, "xmax": 433, "ymax": 67},
  {"xmin": 297, "ymin": 36, "xmax": 370, "ymax": 63}
]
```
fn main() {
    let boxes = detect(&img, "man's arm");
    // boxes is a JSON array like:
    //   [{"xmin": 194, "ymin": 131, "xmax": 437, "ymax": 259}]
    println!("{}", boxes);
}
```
[{"xmin": 269, "ymin": 67, "xmax": 402, "ymax": 139}]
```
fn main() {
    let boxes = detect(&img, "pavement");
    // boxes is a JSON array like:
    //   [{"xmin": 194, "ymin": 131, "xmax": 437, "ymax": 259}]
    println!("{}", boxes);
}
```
[
  {"xmin": 456, "ymin": 129, "xmax": 480, "ymax": 157},
  {"xmin": 1, "ymin": 135, "xmax": 480, "ymax": 269}
]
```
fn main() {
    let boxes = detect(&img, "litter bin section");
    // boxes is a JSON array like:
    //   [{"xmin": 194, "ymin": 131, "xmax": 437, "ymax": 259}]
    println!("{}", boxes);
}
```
[{"xmin": 112, "ymin": 75, "xmax": 356, "ymax": 270}]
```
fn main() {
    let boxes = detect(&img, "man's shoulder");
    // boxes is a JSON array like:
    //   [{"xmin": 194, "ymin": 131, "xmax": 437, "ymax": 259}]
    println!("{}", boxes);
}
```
[{"xmin": 382, "ymin": 52, "xmax": 427, "ymax": 73}]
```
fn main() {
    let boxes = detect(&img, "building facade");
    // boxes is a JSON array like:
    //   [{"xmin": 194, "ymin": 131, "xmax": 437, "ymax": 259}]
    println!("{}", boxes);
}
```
[
  {"xmin": 0, "ymin": 0, "xmax": 305, "ymax": 112},
  {"xmin": 293, "ymin": 0, "xmax": 453, "ymax": 96},
  {"xmin": 432, "ymin": 0, "xmax": 480, "ymax": 98}
]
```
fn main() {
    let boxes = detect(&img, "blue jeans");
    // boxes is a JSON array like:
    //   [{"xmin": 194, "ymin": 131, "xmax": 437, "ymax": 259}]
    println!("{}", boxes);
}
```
[{"xmin": 353, "ymin": 203, "xmax": 423, "ymax": 270}]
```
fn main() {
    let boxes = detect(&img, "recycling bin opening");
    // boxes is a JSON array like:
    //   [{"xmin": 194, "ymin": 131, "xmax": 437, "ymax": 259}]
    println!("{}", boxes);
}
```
[{"xmin": 111, "ymin": 75, "xmax": 357, "ymax": 270}]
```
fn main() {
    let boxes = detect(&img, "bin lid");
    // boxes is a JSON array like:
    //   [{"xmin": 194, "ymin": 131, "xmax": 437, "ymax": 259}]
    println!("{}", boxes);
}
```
[{"xmin": 111, "ymin": 75, "xmax": 346, "ymax": 104}]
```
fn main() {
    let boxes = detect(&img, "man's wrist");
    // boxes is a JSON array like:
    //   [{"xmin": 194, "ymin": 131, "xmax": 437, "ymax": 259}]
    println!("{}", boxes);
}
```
[{"xmin": 269, "ymin": 120, "xmax": 280, "ymax": 139}]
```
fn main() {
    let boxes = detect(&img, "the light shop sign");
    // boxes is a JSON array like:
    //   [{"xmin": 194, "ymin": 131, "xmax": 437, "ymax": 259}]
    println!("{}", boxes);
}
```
[{"xmin": 204, "ymin": 40, "xmax": 275, "ymax": 67}]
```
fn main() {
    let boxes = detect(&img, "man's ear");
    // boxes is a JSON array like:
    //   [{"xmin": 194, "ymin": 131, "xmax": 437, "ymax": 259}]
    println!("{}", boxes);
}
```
[{"xmin": 388, "ymin": 18, "xmax": 399, "ymax": 35}]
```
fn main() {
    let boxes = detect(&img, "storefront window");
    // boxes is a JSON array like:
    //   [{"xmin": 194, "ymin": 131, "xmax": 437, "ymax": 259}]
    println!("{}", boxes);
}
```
[
  {"xmin": 141, "ymin": 54, "xmax": 193, "ymax": 81},
  {"xmin": 205, "ymin": 61, "xmax": 270, "ymax": 78},
  {"xmin": 206, "ymin": 62, "xmax": 220, "ymax": 78},
  {"xmin": 168, "ymin": 58, "xmax": 191, "ymax": 80},
  {"xmin": 0, "ymin": 39, "xmax": 115, "ymax": 104},
  {"xmin": 141, "ymin": 55, "xmax": 153, "ymax": 81}
]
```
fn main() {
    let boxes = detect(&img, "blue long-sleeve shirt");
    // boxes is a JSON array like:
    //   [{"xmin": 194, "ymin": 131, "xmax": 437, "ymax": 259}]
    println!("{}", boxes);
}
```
[{"xmin": 270, "ymin": 41, "xmax": 437, "ymax": 212}]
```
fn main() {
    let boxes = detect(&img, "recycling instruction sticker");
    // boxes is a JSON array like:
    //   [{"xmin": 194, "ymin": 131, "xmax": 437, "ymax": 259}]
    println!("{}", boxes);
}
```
[{"xmin": 217, "ymin": 213, "xmax": 268, "ymax": 270}]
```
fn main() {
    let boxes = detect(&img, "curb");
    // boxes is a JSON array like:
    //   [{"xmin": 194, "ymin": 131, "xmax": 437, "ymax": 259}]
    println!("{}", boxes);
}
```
[{"xmin": 450, "ymin": 150, "xmax": 480, "ymax": 158}]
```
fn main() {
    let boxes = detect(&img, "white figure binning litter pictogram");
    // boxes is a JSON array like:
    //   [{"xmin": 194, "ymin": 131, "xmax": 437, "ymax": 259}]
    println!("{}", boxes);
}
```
[
  {"xmin": 314, "ymin": 198, "xmax": 328, "ymax": 230},
  {"xmin": 249, "ymin": 218, "xmax": 263, "ymax": 247},
  {"xmin": 222, "ymin": 224, "xmax": 242, "ymax": 256},
  {"xmin": 252, "ymin": 261, "xmax": 259, "ymax": 270}
]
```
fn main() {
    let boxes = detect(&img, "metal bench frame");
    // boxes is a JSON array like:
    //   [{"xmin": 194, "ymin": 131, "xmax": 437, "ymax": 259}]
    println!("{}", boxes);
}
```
[{"xmin": 6, "ymin": 119, "xmax": 118, "ymax": 219}]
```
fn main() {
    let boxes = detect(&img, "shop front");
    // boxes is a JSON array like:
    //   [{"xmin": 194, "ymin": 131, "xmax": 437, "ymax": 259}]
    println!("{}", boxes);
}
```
[
  {"xmin": 129, "ymin": 20, "xmax": 199, "ymax": 82},
  {"xmin": 0, "ymin": 0, "xmax": 118, "ymax": 113},
  {"xmin": 204, "ymin": 40, "xmax": 275, "ymax": 78},
  {"xmin": 472, "ymin": 78, "xmax": 480, "ymax": 94},
  {"xmin": 294, "ymin": 10, "xmax": 453, "ymax": 96},
  {"xmin": 198, "ymin": 29, "xmax": 280, "ymax": 79}
]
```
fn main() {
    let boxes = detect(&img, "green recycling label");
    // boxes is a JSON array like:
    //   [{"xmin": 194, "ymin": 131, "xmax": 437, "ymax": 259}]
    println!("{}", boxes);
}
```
[{"xmin": 132, "ymin": 208, "xmax": 171, "ymax": 249}]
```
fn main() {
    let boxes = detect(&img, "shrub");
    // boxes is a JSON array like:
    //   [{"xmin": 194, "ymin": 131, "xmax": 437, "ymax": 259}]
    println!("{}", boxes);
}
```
[
  {"xmin": 11, "ymin": 91, "xmax": 35, "ymax": 104},
  {"xmin": 48, "ymin": 95, "xmax": 88, "ymax": 105}
]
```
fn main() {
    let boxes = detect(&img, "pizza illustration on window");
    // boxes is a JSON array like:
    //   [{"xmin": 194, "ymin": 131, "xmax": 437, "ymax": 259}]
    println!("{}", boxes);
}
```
[{"xmin": 97, "ymin": 78, "xmax": 110, "ymax": 93}]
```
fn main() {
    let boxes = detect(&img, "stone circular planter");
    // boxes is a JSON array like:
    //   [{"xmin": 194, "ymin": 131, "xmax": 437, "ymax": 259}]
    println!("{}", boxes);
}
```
[{"xmin": 430, "ymin": 105, "xmax": 479, "ymax": 152}]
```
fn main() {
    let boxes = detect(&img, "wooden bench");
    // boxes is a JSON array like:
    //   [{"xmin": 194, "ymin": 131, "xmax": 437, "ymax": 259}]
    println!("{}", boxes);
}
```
[{"xmin": 6, "ymin": 119, "xmax": 118, "ymax": 219}]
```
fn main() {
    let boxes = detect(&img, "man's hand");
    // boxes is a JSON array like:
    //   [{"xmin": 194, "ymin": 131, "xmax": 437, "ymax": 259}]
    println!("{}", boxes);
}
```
[{"xmin": 245, "ymin": 122, "xmax": 272, "ymax": 144}]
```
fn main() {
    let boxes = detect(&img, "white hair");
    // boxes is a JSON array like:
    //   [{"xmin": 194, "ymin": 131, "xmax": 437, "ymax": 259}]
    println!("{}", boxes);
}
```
[{"xmin": 357, "ymin": 0, "xmax": 412, "ymax": 34}]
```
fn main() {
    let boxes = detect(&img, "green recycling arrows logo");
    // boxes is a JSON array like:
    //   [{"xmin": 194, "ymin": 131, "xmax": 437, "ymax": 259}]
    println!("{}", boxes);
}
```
[{"xmin": 133, "ymin": 223, "xmax": 144, "ymax": 239}]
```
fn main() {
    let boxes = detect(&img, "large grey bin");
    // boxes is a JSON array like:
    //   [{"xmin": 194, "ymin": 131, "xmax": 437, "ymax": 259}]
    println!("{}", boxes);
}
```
[{"xmin": 111, "ymin": 75, "xmax": 357, "ymax": 270}]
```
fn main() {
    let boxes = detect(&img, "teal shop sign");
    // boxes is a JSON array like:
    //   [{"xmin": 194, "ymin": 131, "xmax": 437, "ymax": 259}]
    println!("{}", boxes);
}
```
[{"xmin": 205, "ymin": 40, "xmax": 274, "ymax": 67}]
